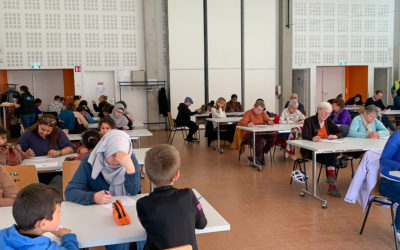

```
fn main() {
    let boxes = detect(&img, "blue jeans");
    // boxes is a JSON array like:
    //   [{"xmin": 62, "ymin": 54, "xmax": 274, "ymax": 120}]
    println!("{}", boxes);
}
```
[
  {"xmin": 20, "ymin": 113, "xmax": 35, "ymax": 129},
  {"xmin": 379, "ymin": 178, "xmax": 400, "ymax": 230},
  {"xmin": 381, "ymin": 116, "xmax": 396, "ymax": 131}
]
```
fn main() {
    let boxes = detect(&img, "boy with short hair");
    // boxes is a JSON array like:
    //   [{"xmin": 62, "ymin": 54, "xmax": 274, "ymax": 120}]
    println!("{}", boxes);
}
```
[
  {"xmin": 0, "ymin": 183, "xmax": 79, "ymax": 249},
  {"xmin": 136, "ymin": 144, "xmax": 207, "ymax": 250}
]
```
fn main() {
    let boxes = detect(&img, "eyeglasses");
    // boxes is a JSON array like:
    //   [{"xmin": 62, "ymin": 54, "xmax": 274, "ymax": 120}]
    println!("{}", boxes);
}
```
[{"xmin": 40, "ymin": 117, "xmax": 57, "ymax": 125}]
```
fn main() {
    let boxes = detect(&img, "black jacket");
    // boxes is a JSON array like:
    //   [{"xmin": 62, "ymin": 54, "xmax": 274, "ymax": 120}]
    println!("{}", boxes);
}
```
[
  {"xmin": 345, "ymin": 97, "xmax": 364, "ymax": 106},
  {"xmin": 136, "ymin": 186, "xmax": 207, "ymax": 250},
  {"xmin": 93, "ymin": 101, "xmax": 107, "ymax": 118},
  {"xmin": 158, "ymin": 87, "xmax": 169, "ymax": 117},
  {"xmin": 365, "ymin": 97, "xmax": 386, "ymax": 110},
  {"xmin": 175, "ymin": 103, "xmax": 197, "ymax": 125},
  {"xmin": 301, "ymin": 115, "xmax": 344, "ymax": 157}
]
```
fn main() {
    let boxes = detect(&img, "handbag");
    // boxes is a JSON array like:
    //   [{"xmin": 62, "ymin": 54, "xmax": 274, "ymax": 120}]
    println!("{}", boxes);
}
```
[
  {"xmin": 0, "ymin": 144, "xmax": 24, "ymax": 166},
  {"xmin": 112, "ymin": 199, "xmax": 131, "ymax": 226}
]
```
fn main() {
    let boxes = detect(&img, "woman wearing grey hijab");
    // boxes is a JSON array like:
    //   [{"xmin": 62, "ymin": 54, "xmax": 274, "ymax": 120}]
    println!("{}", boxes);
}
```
[
  {"xmin": 110, "ymin": 103, "xmax": 131, "ymax": 130},
  {"xmin": 65, "ymin": 129, "xmax": 141, "ymax": 205}
]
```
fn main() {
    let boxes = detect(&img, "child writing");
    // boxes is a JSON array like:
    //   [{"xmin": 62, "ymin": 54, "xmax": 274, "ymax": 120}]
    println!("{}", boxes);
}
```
[
  {"xmin": 99, "ymin": 117, "xmax": 116, "ymax": 137},
  {"xmin": 136, "ymin": 144, "xmax": 207, "ymax": 250},
  {"xmin": 0, "ymin": 127, "xmax": 33, "ymax": 166},
  {"xmin": 68, "ymin": 129, "xmax": 101, "ymax": 161},
  {"xmin": 0, "ymin": 183, "xmax": 79, "ymax": 249}
]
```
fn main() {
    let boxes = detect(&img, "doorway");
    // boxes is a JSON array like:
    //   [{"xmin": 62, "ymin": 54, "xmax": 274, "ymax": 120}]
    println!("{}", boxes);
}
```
[
  {"xmin": 374, "ymin": 67, "xmax": 392, "ymax": 105},
  {"xmin": 316, "ymin": 67, "xmax": 345, "ymax": 104},
  {"xmin": 292, "ymin": 69, "xmax": 310, "ymax": 115}
]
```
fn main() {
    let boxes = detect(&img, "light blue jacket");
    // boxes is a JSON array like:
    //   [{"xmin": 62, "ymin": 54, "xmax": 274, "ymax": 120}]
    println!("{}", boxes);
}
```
[
  {"xmin": 0, "ymin": 224, "xmax": 78, "ymax": 250},
  {"xmin": 348, "ymin": 115, "xmax": 389, "ymax": 138}
]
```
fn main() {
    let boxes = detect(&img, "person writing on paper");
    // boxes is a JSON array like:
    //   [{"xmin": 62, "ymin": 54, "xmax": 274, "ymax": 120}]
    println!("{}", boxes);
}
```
[
  {"xmin": 136, "ymin": 144, "xmax": 207, "ymax": 250},
  {"xmin": 279, "ymin": 100, "xmax": 305, "ymax": 124},
  {"xmin": 16, "ymin": 114, "xmax": 74, "ymax": 158},
  {"xmin": 211, "ymin": 97, "xmax": 235, "ymax": 143},
  {"xmin": 302, "ymin": 102, "xmax": 344, "ymax": 197},
  {"xmin": 330, "ymin": 98, "xmax": 352, "ymax": 136},
  {"xmin": 238, "ymin": 99, "xmax": 275, "ymax": 166},
  {"xmin": 379, "ymin": 130, "xmax": 400, "ymax": 241},
  {"xmin": 0, "ymin": 184, "xmax": 79, "ymax": 249},
  {"xmin": 348, "ymin": 105, "xmax": 389, "ymax": 139},
  {"xmin": 110, "ymin": 103, "xmax": 132, "ymax": 130},
  {"xmin": 345, "ymin": 94, "xmax": 364, "ymax": 106}
]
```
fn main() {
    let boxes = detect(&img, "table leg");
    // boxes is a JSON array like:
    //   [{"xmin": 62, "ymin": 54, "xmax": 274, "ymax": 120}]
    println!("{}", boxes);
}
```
[
  {"xmin": 300, "ymin": 151, "xmax": 327, "ymax": 208},
  {"xmin": 138, "ymin": 138, "xmax": 141, "ymax": 148},
  {"xmin": 217, "ymin": 122, "xmax": 222, "ymax": 153}
]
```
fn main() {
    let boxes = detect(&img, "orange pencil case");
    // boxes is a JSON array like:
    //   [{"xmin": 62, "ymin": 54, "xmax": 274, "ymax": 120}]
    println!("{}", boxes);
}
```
[{"xmin": 112, "ymin": 199, "xmax": 131, "ymax": 225}]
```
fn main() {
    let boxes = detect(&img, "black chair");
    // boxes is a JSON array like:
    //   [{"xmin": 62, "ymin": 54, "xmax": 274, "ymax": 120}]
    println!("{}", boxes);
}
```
[{"xmin": 204, "ymin": 121, "xmax": 232, "ymax": 147}]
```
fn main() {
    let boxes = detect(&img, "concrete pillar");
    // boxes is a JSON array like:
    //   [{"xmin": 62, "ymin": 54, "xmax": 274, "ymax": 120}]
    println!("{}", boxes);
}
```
[
  {"xmin": 143, "ymin": 0, "xmax": 166, "ymax": 129},
  {"xmin": 278, "ymin": 0, "xmax": 293, "ymax": 113}
]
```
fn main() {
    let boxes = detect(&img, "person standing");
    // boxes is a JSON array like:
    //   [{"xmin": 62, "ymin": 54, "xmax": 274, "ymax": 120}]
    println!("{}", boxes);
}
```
[{"xmin": 13, "ymin": 86, "xmax": 35, "ymax": 129}]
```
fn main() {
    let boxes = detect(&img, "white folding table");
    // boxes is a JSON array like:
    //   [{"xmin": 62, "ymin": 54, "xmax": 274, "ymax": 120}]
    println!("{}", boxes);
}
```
[
  {"xmin": 0, "ymin": 190, "xmax": 230, "ymax": 248},
  {"xmin": 226, "ymin": 111, "xmax": 244, "ymax": 117},
  {"xmin": 67, "ymin": 129, "xmax": 153, "ymax": 148},
  {"xmin": 20, "ymin": 154, "xmax": 77, "ymax": 172},
  {"xmin": 88, "ymin": 122, "xmax": 145, "ymax": 129},
  {"xmin": 206, "ymin": 117, "xmax": 241, "ymax": 153},
  {"xmin": 237, "ymin": 124, "xmax": 302, "ymax": 171},
  {"xmin": 286, "ymin": 137, "xmax": 388, "ymax": 209}
]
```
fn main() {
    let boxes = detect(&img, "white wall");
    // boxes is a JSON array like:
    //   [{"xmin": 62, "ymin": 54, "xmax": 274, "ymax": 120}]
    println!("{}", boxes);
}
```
[
  {"xmin": 244, "ymin": 0, "xmax": 277, "ymax": 111},
  {"xmin": 168, "ymin": 0, "xmax": 205, "ymax": 118},
  {"xmin": 7, "ymin": 70, "xmax": 64, "ymax": 109}
]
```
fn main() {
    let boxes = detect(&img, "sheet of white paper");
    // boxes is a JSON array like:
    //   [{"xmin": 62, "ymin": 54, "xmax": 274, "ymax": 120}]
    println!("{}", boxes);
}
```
[
  {"xmin": 320, "ymin": 139, "xmax": 346, "ymax": 144},
  {"xmin": 29, "ymin": 156, "xmax": 52, "ymax": 162},
  {"xmin": 43, "ymin": 225, "xmax": 63, "ymax": 245},
  {"xmin": 102, "ymin": 196, "xmax": 137, "ymax": 211},
  {"xmin": 35, "ymin": 162, "xmax": 59, "ymax": 169}
]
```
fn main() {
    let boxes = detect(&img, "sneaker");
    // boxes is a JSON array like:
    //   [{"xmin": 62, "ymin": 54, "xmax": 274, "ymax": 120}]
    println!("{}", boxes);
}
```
[
  {"xmin": 327, "ymin": 173, "xmax": 337, "ymax": 184},
  {"xmin": 191, "ymin": 138, "xmax": 199, "ymax": 142},
  {"xmin": 247, "ymin": 156, "xmax": 254, "ymax": 162},
  {"xmin": 396, "ymin": 230, "xmax": 400, "ymax": 242},
  {"xmin": 328, "ymin": 186, "xmax": 342, "ymax": 197},
  {"xmin": 185, "ymin": 138, "xmax": 193, "ymax": 143},
  {"xmin": 256, "ymin": 158, "xmax": 265, "ymax": 166}
]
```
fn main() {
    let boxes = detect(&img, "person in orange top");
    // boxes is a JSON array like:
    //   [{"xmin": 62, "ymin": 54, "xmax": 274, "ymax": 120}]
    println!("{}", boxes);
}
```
[
  {"xmin": 238, "ymin": 99, "xmax": 275, "ymax": 166},
  {"xmin": 301, "ymin": 102, "xmax": 344, "ymax": 197}
]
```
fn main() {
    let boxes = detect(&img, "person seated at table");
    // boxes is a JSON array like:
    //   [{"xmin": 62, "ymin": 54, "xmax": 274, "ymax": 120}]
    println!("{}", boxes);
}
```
[
  {"xmin": 16, "ymin": 114, "xmax": 74, "ymax": 158},
  {"xmin": 92, "ymin": 95, "xmax": 109, "ymax": 118},
  {"xmin": 392, "ymin": 89, "xmax": 400, "ymax": 110},
  {"xmin": 199, "ymin": 100, "xmax": 214, "ymax": 114},
  {"xmin": 211, "ymin": 97, "xmax": 235, "ymax": 143},
  {"xmin": 330, "ymin": 98, "xmax": 352, "ymax": 136},
  {"xmin": 67, "ymin": 129, "xmax": 101, "ymax": 161},
  {"xmin": 110, "ymin": 103, "xmax": 132, "ymax": 130},
  {"xmin": 102, "ymin": 103, "xmax": 114, "ymax": 117},
  {"xmin": 136, "ymin": 144, "xmax": 207, "ymax": 250},
  {"xmin": 238, "ymin": 99, "xmax": 275, "ymax": 166},
  {"xmin": 73, "ymin": 95, "xmax": 81, "ymax": 107},
  {"xmin": 327, "ymin": 94, "xmax": 343, "ymax": 105},
  {"xmin": 0, "ymin": 183, "xmax": 79, "ymax": 249},
  {"xmin": 99, "ymin": 117, "xmax": 116, "ymax": 137},
  {"xmin": 33, "ymin": 98, "xmax": 43, "ymax": 122},
  {"xmin": 365, "ymin": 90, "xmax": 396, "ymax": 132},
  {"xmin": 348, "ymin": 105, "xmax": 389, "ymax": 138},
  {"xmin": 345, "ymin": 94, "xmax": 364, "ymax": 106},
  {"xmin": 0, "ymin": 127, "xmax": 33, "ymax": 165},
  {"xmin": 78, "ymin": 100, "xmax": 93, "ymax": 117},
  {"xmin": 77, "ymin": 106, "xmax": 95, "ymax": 124},
  {"xmin": 115, "ymin": 101, "xmax": 135, "ymax": 123},
  {"xmin": 0, "ymin": 165, "xmax": 18, "ymax": 207},
  {"xmin": 59, "ymin": 103, "xmax": 88, "ymax": 134},
  {"xmin": 226, "ymin": 94, "xmax": 243, "ymax": 112},
  {"xmin": 379, "ymin": 130, "xmax": 400, "ymax": 240},
  {"xmin": 284, "ymin": 93, "xmax": 305, "ymax": 114},
  {"xmin": 279, "ymin": 100, "xmax": 305, "ymax": 124},
  {"xmin": 48, "ymin": 95, "xmax": 64, "ymax": 115},
  {"xmin": 176, "ymin": 97, "xmax": 201, "ymax": 143},
  {"xmin": 302, "ymin": 102, "xmax": 344, "ymax": 197},
  {"xmin": 65, "ymin": 130, "xmax": 141, "ymax": 250}
]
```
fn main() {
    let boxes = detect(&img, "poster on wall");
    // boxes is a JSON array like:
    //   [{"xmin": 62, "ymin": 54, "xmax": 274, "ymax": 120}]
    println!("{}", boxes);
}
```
[{"xmin": 96, "ymin": 82, "xmax": 106, "ymax": 95}]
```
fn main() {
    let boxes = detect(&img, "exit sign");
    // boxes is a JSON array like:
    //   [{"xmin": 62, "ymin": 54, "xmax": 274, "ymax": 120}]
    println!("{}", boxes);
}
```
[{"xmin": 32, "ymin": 65, "xmax": 40, "ymax": 69}]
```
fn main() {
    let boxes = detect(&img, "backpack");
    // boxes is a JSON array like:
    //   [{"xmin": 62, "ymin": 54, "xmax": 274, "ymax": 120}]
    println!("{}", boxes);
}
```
[
  {"xmin": 1, "ymin": 90, "xmax": 19, "ymax": 103},
  {"xmin": 0, "ymin": 144, "xmax": 26, "ymax": 166}
]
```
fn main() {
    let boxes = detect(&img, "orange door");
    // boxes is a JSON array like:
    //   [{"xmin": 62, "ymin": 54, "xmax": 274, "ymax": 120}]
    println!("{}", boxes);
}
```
[
  {"xmin": 63, "ymin": 69, "xmax": 75, "ymax": 104},
  {"xmin": 345, "ymin": 66, "xmax": 368, "ymax": 102}
]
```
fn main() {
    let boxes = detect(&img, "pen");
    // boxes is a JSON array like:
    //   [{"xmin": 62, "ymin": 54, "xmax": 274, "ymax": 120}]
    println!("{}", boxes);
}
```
[
  {"xmin": 197, "ymin": 195, "xmax": 204, "ymax": 200},
  {"xmin": 104, "ymin": 190, "xmax": 109, "ymax": 195}
]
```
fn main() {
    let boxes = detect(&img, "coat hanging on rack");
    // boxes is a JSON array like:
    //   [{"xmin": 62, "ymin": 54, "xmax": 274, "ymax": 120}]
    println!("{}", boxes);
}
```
[{"xmin": 158, "ymin": 87, "xmax": 169, "ymax": 117}]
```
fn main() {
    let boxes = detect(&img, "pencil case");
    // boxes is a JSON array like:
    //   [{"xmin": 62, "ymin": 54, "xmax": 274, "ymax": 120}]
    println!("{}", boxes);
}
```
[{"xmin": 112, "ymin": 199, "xmax": 131, "ymax": 225}]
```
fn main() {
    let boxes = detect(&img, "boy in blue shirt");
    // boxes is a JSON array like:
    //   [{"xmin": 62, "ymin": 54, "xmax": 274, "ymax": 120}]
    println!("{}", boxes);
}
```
[
  {"xmin": 136, "ymin": 144, "xmax": 207, "ymax": 250},
  {"xmin": 0, "ymin": 183, "xmax": 79, "ymax": 249}
]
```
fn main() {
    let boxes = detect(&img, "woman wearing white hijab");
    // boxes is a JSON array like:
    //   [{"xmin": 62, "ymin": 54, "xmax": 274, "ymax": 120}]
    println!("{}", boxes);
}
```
[
  {"xmin": 110, "ymin": 103, "xmax": 131, "ymax": 130},
  {"xmin": 65, "ymin": 129, "xmax": 141, "ymax": 205}
]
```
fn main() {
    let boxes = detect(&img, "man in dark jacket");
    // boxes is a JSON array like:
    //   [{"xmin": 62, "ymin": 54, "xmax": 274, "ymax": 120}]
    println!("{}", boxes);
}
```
[{"xmin": 175, "ymin": 97, "xmax": 200, "ymax": 142}]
